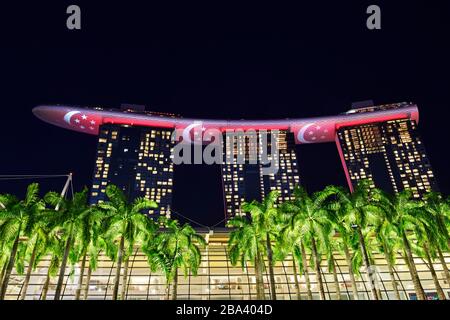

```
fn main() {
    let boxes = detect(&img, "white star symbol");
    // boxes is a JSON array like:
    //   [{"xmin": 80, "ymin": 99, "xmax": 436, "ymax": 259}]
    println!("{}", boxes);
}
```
[
  {"xmin": 90, "ymin": 120, "xmax": 96, "ymax": 125},
  {"xmin": 89, "ymin": 126, "xmax": 95, "ymax": 130},
  {"xmin": 316, "ymin": 125, "xmax": 321, "ymax": 130},
  {"xmin": 81, "ymin": 115, "xmax": 88, "ymax": 120},
  {"xmin": 311, "ymin": 136, "xmax": 317, "ymax": 140},
  {"xmin": 74, "ymin": 119, "xmax": 80, "ymax": 123},
  {"xmin": 309, "ymin": 131, "xmax": 314, "ymax": 135},
  {"xmin": 80, "ymin": 125, "xmax": 85, "ymax": 129}
]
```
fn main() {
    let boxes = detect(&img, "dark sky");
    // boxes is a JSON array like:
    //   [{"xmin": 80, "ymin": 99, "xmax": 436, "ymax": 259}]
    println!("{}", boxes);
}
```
[{"xmin": 0, "ymin": 2, "xmax": 449, "ymax": 227}]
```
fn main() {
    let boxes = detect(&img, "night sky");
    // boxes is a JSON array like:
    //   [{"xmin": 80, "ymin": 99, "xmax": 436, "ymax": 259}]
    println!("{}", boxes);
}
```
[{"xmin": 0, "ymin": 2, "xmax": 449, "ymax": 227}]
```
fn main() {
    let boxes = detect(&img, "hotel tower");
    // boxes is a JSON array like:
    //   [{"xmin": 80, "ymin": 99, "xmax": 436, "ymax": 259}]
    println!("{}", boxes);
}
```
[{"xmin": 33, "ymin": 101, "xmax": 439, "ymax": 221}]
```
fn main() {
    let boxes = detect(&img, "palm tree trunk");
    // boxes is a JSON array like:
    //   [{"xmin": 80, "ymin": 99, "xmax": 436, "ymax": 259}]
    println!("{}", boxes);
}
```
[
  {"xmin": 54, "ymin": 231, "xmax": 73, "ymax": 300},
  {"xmin": 171, "ymin": 268, "xmax": 178, "ymax": 300},
  {"xmin": 401, "ymin": 231, "xmax": 425, "ymax": 300},
  {"xmin": 75, "ymin": 252, "xmax": 87, "ymax": 300},
  {"xmin": 258, "ymin": 253, "xmax": 266, "ymax": 299},
  {"xmin": 343, "ymin": 243, "xmax": 359, "ymax": 300},
  {"xmin": 83, "ymin": 265, "xmax": 92, "ymax": 300},
  {"xmin": 356, "ymin": 227, "xmax": 379, "ymax": 300},
  {"xmin": 292, "ymin": 258, "xmax": 301, "ymax": 300},
  {"xmin": 0, "ymin": 262, "xmax": 6, "ymax": 289},
  {"xmin": 254, "ymin": 256, "xmax": 261, "ymax": 300},
  {"xmin": 112, "ymin": 236, "xmax": 125, "ymax": 300},
  {"xmin": 437, "ymin": 247, "xmax": 450, "ymax": 288},
  {"xmin": 165, "ymin": 281, "xmax": 170, "ymax": 300},
  {"xmin": 266, "ymin": 234, "xmax": 277, "ymax": 300},
  {"xmin": 0, "ymin": 226, "xmax": 21, "ymax": 299},
  {"xmin": 121, "ymin": 258, "xmax": 129, "ymax": 300},
  {"xmin": 20, "ymin": 241, "xmax": 38, "ymax": 300},
  {"xmin": 41, "ymin": 267, "xmax": 51, "ymax": 300},
  {"xmin": 254, "ymin": 254, "xmax": 265, "ymax": 300},
  {"xmin": 382, "ymin": 242, "xmax": 401, "ymax": 300},
  {"xmin": 376, "ymin": 285, "xmax": 383, "ymax": 301},
  {"xmin": 402, "ymin": 251, "xmax": 415, "ymax": 299},
  {"xmin": 424, "ymin": 244, "xmax": 446, "ymax": 300},
  {"xmin": 330, "ymin": 254, "xmax": 341, "ymax": 300},
  {"xmin": 310, "ymin": 237, "xmax": 325, "ymax": 300},
  {"xmin": 300, "ymin": 241, "xmax": 313, "ymax": 300}
]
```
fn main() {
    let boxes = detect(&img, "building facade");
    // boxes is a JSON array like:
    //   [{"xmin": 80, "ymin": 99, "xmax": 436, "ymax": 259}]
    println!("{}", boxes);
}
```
[
  {"xmin": 336, "ymin": 117, "xmax": 438, "ymax": 198},
  {"xmin": 90, "ymin": 123, "xmax": 175, "ymax": 217},
  {"xmin": 4, "ymin": 231, "xmax": 450, "ymax": 300},
  {"xmin": 33, "ymin": 101, "xmax": 440, "ymax": 218},
  {"xmin": 221, "ymin": 130, "xmax": 300, "ymax": 220}
]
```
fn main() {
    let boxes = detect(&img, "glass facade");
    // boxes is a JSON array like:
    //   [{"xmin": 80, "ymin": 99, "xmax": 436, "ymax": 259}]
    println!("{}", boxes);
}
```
[
  {"xmin": 4, "ymin": 232, "xmax": 449, "ymax": 300},
  {"xmin": 222, "ymin": 130, "xmax": 300, "ymax": 221},
  {"xmin": 90, "ymin": 124, "xmax": 175, "ymax": 216},
  {"xmin": 336, "ymin": 119, "xmax": 438, "ymax": 198}
]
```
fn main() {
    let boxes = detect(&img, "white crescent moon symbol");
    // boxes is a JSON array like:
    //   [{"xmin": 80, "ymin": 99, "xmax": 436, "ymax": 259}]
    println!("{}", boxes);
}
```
[
  {"xmin": 182, "ymin": 122, "xmax": 203, "ymax": 143},
  {"xmin": 64, "ymin": 111, "xmax": 81, "ymax": 124},
  {"xmin": 297, "ymin": 123, "xmax": 315, "ymax": 143}
]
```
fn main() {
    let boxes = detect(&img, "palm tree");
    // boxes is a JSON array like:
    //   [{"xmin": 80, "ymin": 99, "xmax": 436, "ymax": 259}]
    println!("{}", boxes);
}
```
[
  {"xmin": 40, "ymin": 235, "xmax": 64, "ymax": 300},
  {"xmin": 298, "ymin": 240, "xmax": 313, "ymax": 300},
  {"xmin": 143, "ymin": 217, "xmax": 206, "ymax": 300},
  {"xmin": 74, "ymin": 218, "xmax": 111, "ymax": 300},
  {"xmin": 327, "ymin": 199, "xmax": 360, "ymax": 300},
  {"xmin": 44, "ymin": 187, "xmax": 92, "ymax": 300},
  {"xmin": 82, "ymin": 238, "xmax": 104, "ymax": 300},
  {"xmin": 374, "ymin": 217, "xmax": 402, "ymax": 300},
  {"xmin": 324, "ymin": 181, "xmax": 381, "ymax": 300},
  {"xmin": 273, "ymin": 217, "xmax": 302, "ymax": 300},
  {"xmin": 278, "ymin": 202, "xmax": 313, "ymax": 300},
  {"xmin": 327, "ymin": 234, "xmax": 342, "ymax": 300},
  {"xmin": 0, "ymin": 241, "xmax": 16, "ymax": 295},
  {"xmin": 72, "ymin": 209, "xmax": 106, "ymax": 300},
  {"xmin": 283, "ymin": 186, "xmax": 334, "ymax": 300},
  {"xmin": 0, "ymin": 244, "xmax": 11, "ymax": 290},
  {"xmin": 413, "ymin": 209, "xmax": 446, "ymax": 300},
  {"xmin": 228, "ymin": 215, "xmax": 266, "ymax": 300},
  {"xmin": 371, "ymin": 189, "xmax": 427, "ymax": 300},
  {"xmin": 241, "ymin": 190, "xmax": 280, "ymax": 300},
  {"xmin": 423, "ymin": 192, "xmax": 450, "ymax": 287},
  {"xmin": 0, "ymin": 209, "xmax": 13, "ymax": 291},
  {"xmin": 0, "ymin": 183, "xmax": 45, "ymax": 299},
  {"xmin": 272, "ymin": 240, "xmax": 301, "ymax": 300},
  {"xmin": 119, "ymin": 243, "xmax": 134, "ymax": 300},
  {"xmin": 18, "ymin": 210, "xmax": 55, "ymax": 300},
  {"xmin": 98, "ymin": 184, "xmax": 157, "ymax": 300}
]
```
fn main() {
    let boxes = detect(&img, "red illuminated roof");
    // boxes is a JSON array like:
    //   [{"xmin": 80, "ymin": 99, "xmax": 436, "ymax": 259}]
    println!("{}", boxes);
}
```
[{"xmin": 33, "ymin": 103, "xmax": 419, "ymax": 144}]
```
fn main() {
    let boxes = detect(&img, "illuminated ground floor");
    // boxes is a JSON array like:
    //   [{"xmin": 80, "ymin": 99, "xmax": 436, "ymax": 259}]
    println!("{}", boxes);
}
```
[{"xmin": 4, "ymin": 231, "xmax": 450, "ymax": 300}]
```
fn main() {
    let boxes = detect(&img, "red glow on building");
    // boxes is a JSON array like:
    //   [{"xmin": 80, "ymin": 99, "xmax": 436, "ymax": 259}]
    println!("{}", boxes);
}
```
[{"xmin": 32, "ymin": 102, "xmax": 419, "ymax": 145}]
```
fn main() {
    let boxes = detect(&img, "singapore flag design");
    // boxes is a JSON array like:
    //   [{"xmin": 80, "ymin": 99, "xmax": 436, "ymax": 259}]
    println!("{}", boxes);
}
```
[
  {"xmin": 63, "ymin": 111, "xmax": 100, "ymax": 133},
  {"xmin": 294, "ymin": 122, "xmax": 334, "ymax": 144},
  {"xmin": 43, "ymin": 103, "xmax": 419, "ymax": 143}
]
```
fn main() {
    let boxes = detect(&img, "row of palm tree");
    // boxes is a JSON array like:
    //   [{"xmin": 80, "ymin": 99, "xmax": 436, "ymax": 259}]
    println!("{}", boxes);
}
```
[
  {"xmin": 0, "ymin": 181, "xmax": 449, "ymax": 300},
  {"xmin": 228, "ymin": 180, "xmax": 450, "ymax": 300},
  {"xmin": 0, "ymin": 183, "xmax": 205, "ymax": 300}
]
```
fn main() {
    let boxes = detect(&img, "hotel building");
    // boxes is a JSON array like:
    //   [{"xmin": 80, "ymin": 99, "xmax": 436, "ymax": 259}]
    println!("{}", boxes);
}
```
[
  {"xmin": 32, "ymin": 101, "xmax": 440, "ymax": 218},
  {"xmin": 222, "ymin": 130, "xmax": 300, "ymax": 220},
  {"xmin": 90, "ymin": 123, "xmax": 175, "ymax": 217},
  {"xmin": 336, "ymin": 105, "xmax": 438, "ymax": 198},
  {"xmin": 3, "ymin": 101, "xmax": 442, "ymax": 300}
]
